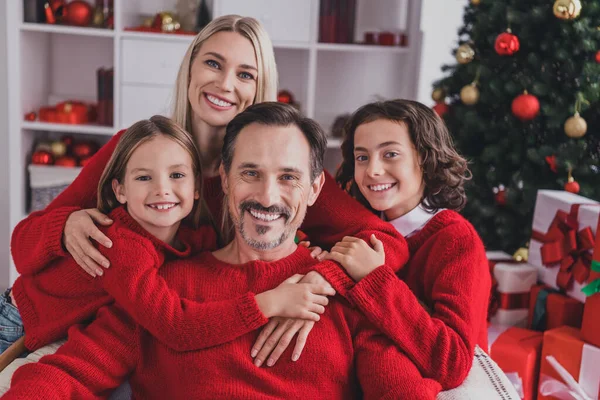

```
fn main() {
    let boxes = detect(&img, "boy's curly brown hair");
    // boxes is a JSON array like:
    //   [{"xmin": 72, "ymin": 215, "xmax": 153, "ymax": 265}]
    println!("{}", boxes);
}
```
[{"xmin": 335, "ymin": 99, "xmax": 471, "ymax": 213}]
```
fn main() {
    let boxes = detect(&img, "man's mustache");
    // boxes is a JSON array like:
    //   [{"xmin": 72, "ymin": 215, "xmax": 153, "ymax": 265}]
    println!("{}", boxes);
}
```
[{"xmin": 240, "ymin": 200, "xmax": 291, "ymax": 221}]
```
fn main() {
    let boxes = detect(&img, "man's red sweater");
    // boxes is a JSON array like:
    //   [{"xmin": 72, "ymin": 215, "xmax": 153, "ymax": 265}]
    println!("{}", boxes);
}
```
[
  {"xmin": 10, "ymin": 130, "xmax": 409, "ymax": 280},
  {"xmin": 320, "ymin": 210, "xmax": 491, "ymax": 390},
  {"xmin": 11, "ymin": 207, "xmax": 275, "ymax": 352},
  {"xmin": 5, "ymin": 246, "xmax": 442, "ymax": 400}
]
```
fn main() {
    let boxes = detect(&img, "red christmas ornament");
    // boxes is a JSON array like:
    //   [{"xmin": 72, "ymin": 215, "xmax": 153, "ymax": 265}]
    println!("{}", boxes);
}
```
[
  {"xmin": 432, "ymin": 102, "xmax": 449, "ymax": 117},
  {"xmin": 79, "ymin": 156, "xmax": 92, "ymax": 167},
  {"xmin": 545, "ymin": 155, "xmax": 558, "ymax": 173},
  {"xmin": 64, "ymin": 0, "xmax": 93, "ymax": 27},
  {"xmin": 277, "ymin": 90, "xmax": 294, "ymax": 104},
  {"xmin": 511, "ymin": 92, "xmax": 540, "ymax": 121},
  {"xmin": 54, "ymin": 156, "xmax": 78, "ymax": 168},
  {"xmin": 493, "ymin": 184, "xmax": 506, "ymax": 206},
  {"xmin": 595, "ymin": 50, "xmax": 600, "ymax": 64},
  {"xmin": 31, "ymin": 150, "xmax": 54, "ymax": 165},
  {"xmin": 564, "ymin": 169, "xmax": 580, "ymax": 194},
  {"xmin": 72, "ymin": 141, "xmax": 97, "ymax": 159},
  {"xmin": 24, "ymin": 112, "xmax": 37, "ymax": 121},
  {"xmin": 494, "ymin": 31, "xmax": 520, "ymax": 56}
]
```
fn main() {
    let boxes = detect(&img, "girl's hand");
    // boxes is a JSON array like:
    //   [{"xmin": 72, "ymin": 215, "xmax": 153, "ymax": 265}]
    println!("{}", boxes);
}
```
[
  {"xmin": 255, "ymin": 274, "xmax": 335, "ymax": 321},
  {"xmin": 251, "ymin": 271, "xmax": 332, "ymax": 367},
  {"xmin": 251, "ymin": 317, "xmax": 315, "ymax": 367},
  {"xmin": 325, "ymin": 234, "xmax": 385, "ymax": 281},
  {"xmin": 298, "ymin": 240, "xmax": 325, "ymax": 259},
  {"xmin": 63, "ymin": 208, "xmax": 113, "ymax": 277}
]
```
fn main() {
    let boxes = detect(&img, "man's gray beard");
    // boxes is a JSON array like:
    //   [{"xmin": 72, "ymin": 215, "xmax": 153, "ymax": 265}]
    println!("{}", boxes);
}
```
[{"xmin": 237, "ymin": 216, "xmax": 296, "ymax": 250}]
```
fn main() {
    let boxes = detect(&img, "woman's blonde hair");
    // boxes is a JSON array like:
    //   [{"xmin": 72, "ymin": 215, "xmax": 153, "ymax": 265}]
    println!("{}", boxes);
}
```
[
  {"xmin": 97, "ymin": 115, "xmax": 212, "ymax": 228},
  {"xmin": 171, "ymin": 15, "xmax": 278, "ymax": 134}
]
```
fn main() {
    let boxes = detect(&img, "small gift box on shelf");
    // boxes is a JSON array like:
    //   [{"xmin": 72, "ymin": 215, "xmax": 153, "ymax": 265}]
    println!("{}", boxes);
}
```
[
  {"xmin": 488, "ymin": 325, "xmax": 543, "ymax": 400},
  {"xmin": 528, "ymin": 284, "xmax": 584, "ymax": 331},
  {"xmin": 581, "ymin": 204, "xmax": 600, "ymax": 348},
  {"xmin": 529, "ymin": 190, "xmax": 599, "ymax": 304},
  {"xmin": 486, "ymin": 251, "xmax": 537, "ymax": 327},
  {"xmin": 538, "ymin": 326, "xmax": 600, "ymax": 400}
]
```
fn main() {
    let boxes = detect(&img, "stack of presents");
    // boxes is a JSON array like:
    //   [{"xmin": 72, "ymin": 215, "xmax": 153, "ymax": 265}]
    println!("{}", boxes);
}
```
[{"xmin": 487, "ymin": 190, "xmax": 600, "ymax": 400}]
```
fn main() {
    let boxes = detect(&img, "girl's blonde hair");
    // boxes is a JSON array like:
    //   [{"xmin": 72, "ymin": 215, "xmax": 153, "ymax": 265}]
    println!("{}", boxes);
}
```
[
  {"xmin": 171, "ymin": 15, "xmax": 278, "ymax": 134},
  {"xmin": 97, "ymin": 115, "xmax": 212, "ymax": 228}
]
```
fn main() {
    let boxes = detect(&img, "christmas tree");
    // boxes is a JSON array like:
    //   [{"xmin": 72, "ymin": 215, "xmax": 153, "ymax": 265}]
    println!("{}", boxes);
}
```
[{"xmin": 432, "ymin": 0, "xmax": 600, "ymax": 253}]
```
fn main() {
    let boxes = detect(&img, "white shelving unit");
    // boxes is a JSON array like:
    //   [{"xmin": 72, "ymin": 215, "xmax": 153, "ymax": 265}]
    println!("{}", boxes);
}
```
[{"xmin": 6, "ymin": 0, "xmax": 423, "ymax": 285}]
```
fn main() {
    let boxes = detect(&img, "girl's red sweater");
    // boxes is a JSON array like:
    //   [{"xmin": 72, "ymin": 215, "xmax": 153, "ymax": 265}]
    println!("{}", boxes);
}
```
[
  {"xmin": 4, "ymin": 247, "xmax": 442, "ymax": 400},
  {"xmin": 321, "ymin": 210, "xmax": 491, "ymax": 390},
  {"xmin": 10, "ymin": 129, "xmax": 408, "ymax": 288},
  {"xmin": 11, "ymin": 207, "xmax": 275, "ymax": 351}
]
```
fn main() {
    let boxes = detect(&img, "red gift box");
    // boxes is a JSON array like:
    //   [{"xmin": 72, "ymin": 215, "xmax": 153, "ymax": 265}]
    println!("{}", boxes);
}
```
[
  {"xmin": 488, "ymin": 326, "xmax": 543, "ymax": 400},
  {"xmin": 581, "ymin": 205, "xmax": 600, "ymax": 348},
  {"xmin": 538, "ymin": 326, "xmax": 600, "ymax": 400},
  {"xmin": 528, "ymin": 284, "xmax": 584, "ymax": 331}
]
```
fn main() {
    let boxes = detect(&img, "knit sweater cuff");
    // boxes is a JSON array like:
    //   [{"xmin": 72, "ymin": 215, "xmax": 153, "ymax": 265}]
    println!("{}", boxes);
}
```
[
  {"xmin": 238, "ymin": 293, "xmax": 269, "ymax": 331},
  {"xmin": 314, "ymin": 261, "xmax": 356, "ymax": 297},
  {"xmin": 11, "ymin": 279, "xmax": 40, "ymax": 351},
  {"xmin": 45, "ymin": 206, "xmax": 82, "ymax": 259},
  {"xmin": 347, "ymin": 265, "xmax": 397, "ymax": 307}
]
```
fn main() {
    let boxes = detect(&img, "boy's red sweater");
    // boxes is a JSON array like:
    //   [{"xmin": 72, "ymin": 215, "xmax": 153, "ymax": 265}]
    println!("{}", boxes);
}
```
[
  {"xmin": 5, "ymin": 247, "xmax": 442, "ymax": 400},
  {"xmin": 10, "ymin": 129, "xmax": 408, "ymax": 287},
  {"xmin": 11, "ymin": 207, "xmax": 273, "ymax": 352},
  {"xmin": 321, "ymin": 210, "xmax": 491, "ymax": 390}
]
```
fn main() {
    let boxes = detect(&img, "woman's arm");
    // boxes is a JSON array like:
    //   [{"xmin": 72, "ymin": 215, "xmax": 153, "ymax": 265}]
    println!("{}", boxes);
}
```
[
  {"xmin": 346, "ymin": 227, "xmax": 490, "ymax": 390},
  {"xmin": 300, "ymin": 171, "xmax": 409, "ymax": 293},
  {"xmin": 100, "ymin": 228, "xmax": 333, "ymax": 352},
  {"xmin": 4, "ymin": 305, "xmax": 137, "ymax": 400},
  {"xmin": 10, "ymin": 131, "xmax": 124, "ymax": 275}
]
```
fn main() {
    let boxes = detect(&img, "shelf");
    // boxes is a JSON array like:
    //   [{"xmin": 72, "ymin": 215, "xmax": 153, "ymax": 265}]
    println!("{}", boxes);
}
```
[
  {"xmin": 22, "ymin": 121, "xmax": 116, "ymax": 136},
  {"xmin": 20, "ymin": 22, "xmax": 115, "ymax": 37},
  {"xmin": 316, "ymin": 43, "xmax": 410, "ymax": 54}
]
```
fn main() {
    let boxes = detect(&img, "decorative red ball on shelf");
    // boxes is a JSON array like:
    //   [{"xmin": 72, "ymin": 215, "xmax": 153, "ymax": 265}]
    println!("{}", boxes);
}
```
[
  {"xmin": 32, "ymin": 150, "xmax": 54, "ymax": 166},
  {"xmin": 24, "ymin": 112, "xmax": 37, "ymax": 121},
  {"xmin": 432, "ymin": 102, "xmax": 449, "ymax": 117},
  {"xmin": 494, "ymin": 31, "xmax": 520, "ymax": 56},
  {"xmin": 79, "ymin": 156, "xmax": 92, "ymax": 167},
  {"xmin": 55, "ymin": 156, "xmax": 78, "ymax": 168},
  {"xmin": 277, "ymin": 90, "xmax": 294, "ymax": 104},
  {"xmin": 511, "ymin": 92, "xmax": 540, "ymax": 121},
  {"xmin": 72, "ymin": 142, "xmax": 96, "ymax": 159},
  {"xmin": 595, "ymin": 50, "xmax": 600, "ymax": 64},
  {"xmin": 64, "ymin": 0, "xmax": 93, "ymax": 27}
]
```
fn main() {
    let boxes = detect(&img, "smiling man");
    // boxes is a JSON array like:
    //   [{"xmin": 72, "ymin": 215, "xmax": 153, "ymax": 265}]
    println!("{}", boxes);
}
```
[{"xmin": 4, "ymin": 103, "xmax": 440, "ymax": 400}]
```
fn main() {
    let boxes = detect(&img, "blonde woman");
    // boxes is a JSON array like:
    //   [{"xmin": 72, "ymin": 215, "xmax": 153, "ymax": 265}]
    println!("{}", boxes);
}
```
[{"xmin": 10, "ymin": 15, "xmax": 409, "ymax": 365}]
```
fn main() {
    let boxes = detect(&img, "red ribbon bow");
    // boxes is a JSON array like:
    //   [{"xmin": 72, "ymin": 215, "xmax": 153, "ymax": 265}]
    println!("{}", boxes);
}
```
[{"xmin": 532, "ymin": 208, "xmax": 595, "ymax": 291}]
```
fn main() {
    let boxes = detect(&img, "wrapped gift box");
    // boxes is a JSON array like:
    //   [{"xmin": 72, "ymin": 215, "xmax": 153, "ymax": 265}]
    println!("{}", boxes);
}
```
[
  {"xmin": 529, "ymin": 190, "xmax": 599, "ymax": 304},
  {"xmin": 581, "ymin": 204, "xmax": 600, "ymax": 348},
  {"xmin": 538, "ymin": 326, "xmax": 600, "ymax": 400},
  {"xmin": 488, "ymin": 325, "xmax": 543, "ymax": 400},
  {"xmin": 528, "ymin": 284, "xmax": 584, "ymax": 331},
  {"xmin": 489, "ymin": 261, "xmax": 537, "ymax": 327}
]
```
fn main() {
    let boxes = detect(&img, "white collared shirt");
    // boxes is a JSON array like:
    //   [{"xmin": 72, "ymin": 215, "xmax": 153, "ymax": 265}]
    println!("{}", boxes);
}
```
[{"xmin": 385, "ymin": 205, "xmax": 444, "ymax": 238}]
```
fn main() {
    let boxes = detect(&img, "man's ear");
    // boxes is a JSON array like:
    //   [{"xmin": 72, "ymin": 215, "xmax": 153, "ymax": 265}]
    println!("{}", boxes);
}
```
[
  {"xmin": 112, "ymin": 179, "xmax": 127, "ymax": 204},
  {"xmin": 219, "ymin": 163, "xmax": 229, "ymax": 195},
  {"xmin": 307, "ymin": 171, "xmax": 325, "ymax": 207}
]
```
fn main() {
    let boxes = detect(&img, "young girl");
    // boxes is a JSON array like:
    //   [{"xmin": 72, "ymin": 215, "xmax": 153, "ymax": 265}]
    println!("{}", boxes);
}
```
[
  {"xmin": 327, "ymin": 99, "xmax": 491, "ymax": 390},
  {"xmin": 1, "ymin": 115, "xmax": 334, "ymax": 354}
]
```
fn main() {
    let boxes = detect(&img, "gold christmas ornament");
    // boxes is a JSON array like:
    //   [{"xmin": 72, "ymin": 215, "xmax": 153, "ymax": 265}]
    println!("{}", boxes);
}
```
[
  {"xmin": 564, "ymin": 112, "xmax": 588, "ymax": 138},
  {"xmin": 431, "ymin": 88, "xmax": 446, "ymax": 102},
  {"xmin": 513, "ymin": 247, "xmax": 529, "ymax": 263},
  {"xmin": 553, "ymin": 0, "xmax": 582, "ymax": 20},
  {"xmin": 471, "ymin": 0, "xmax": 481, "ymax": 5},
  {"xmin": 154, "ymin": 12, "xmax": 181, "ymax": 32},
  {"xmin": 455, "ymin": 44, "xmax": 475, "ymax": 64},
  {"xmin": 460, "ymin": 83, "xmax": 480, "ymax": 105}
]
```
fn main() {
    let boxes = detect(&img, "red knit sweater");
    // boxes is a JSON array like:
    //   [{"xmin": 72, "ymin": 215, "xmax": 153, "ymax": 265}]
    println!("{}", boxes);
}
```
[
  {"xmin": 11, "ymin": 206, "xmax": 273, "ymax": 352},
  {"xmin": 10, "ymin": 130, "xmax": 409, "ymax": 279},
  {"xmin": 319, "ymin": 210, "xmax": 490, "ymax": 390},
  {"xmin": 5, "ymin": 247, "xmax": 441, "ymax": 400}
]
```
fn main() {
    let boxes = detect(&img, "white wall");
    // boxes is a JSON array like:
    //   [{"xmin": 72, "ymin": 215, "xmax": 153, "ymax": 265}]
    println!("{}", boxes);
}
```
[
  {"xmin": 416, "ymin": 0, "xmax": 465, "ymax": 105},
  {"xmin": 0, "ymin": 0, "xmax": 10, "ymax": 290}
]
